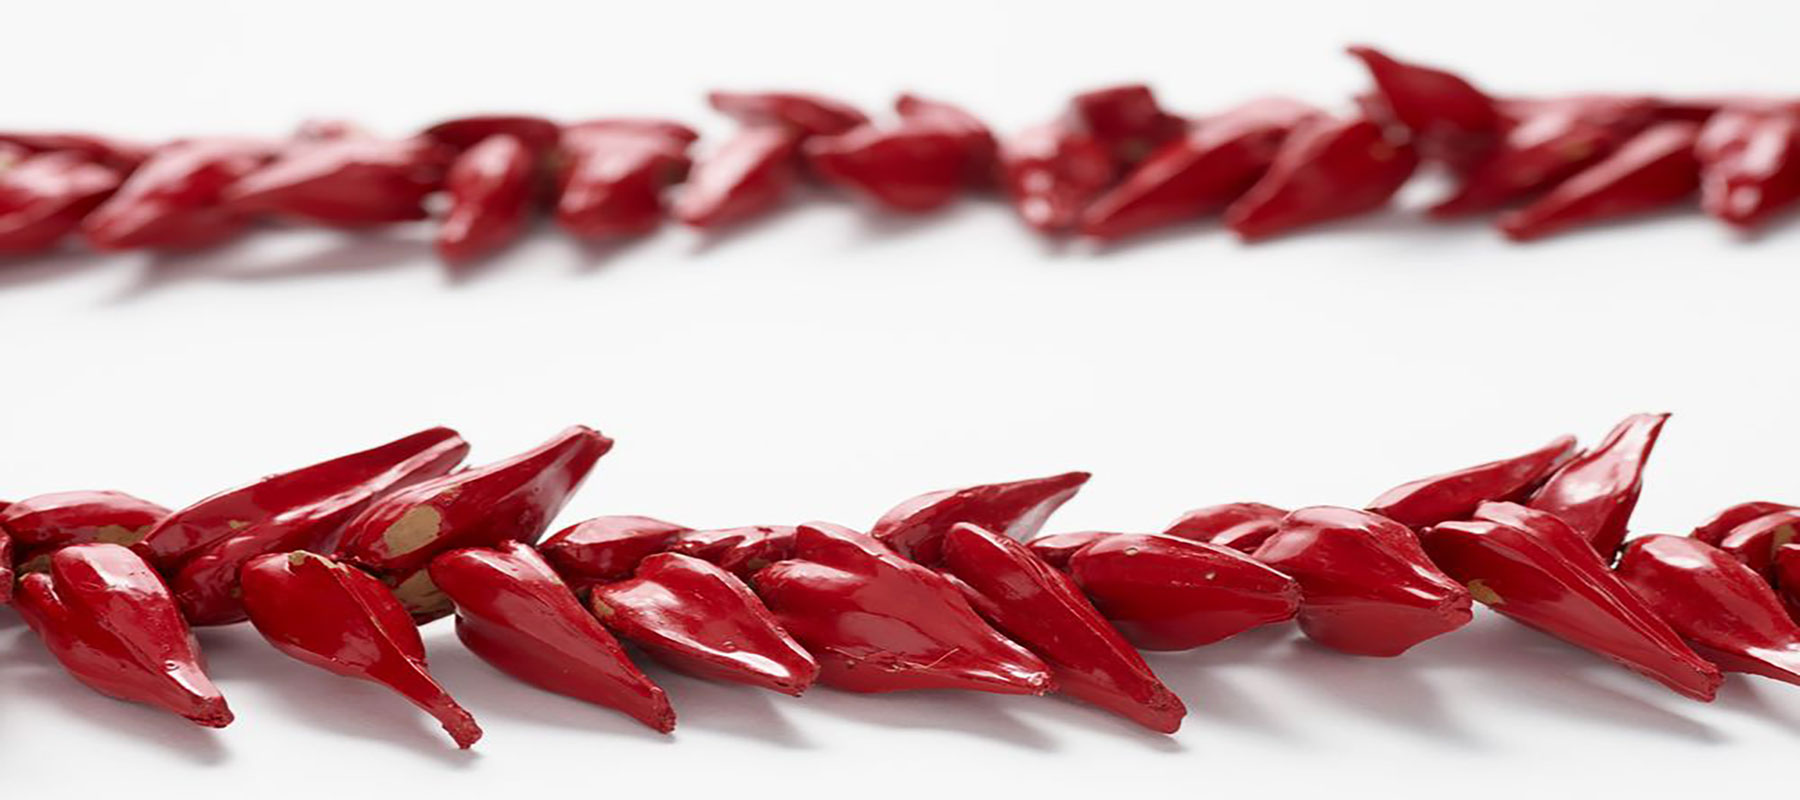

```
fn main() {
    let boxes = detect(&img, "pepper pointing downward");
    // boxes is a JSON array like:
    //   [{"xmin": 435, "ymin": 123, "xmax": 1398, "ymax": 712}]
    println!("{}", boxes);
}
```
[{"xmin": 1617, "ymin": 535, "xmax": 1800, "ymax": 687}]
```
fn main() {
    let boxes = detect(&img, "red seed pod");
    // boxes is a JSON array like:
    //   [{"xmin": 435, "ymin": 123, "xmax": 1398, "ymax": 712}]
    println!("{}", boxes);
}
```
[
  {"xmin": 1499, "ymin": 123, "xmax": 1702, "ymax": 241},
  {"xmin": 1347, "ymin": 45, "xmax": 1501, "ymax": 168},
  {"xmin": 0, "ymin": 152, "xmax": 123, "ymax": 254},
  {"xmin": 1715, "ymin": 509, "xmax": 1800, "ymax": 580},
  {"xmin": 1776, "ymin": 544, "xmax": 1800, "ymax": 618},
  {"xmin": 225, "ymin": 137, "xmax": 449, "ymax": 227},
  {"xmin": 805, "ymin": 124, "xmax": 975, "ymax": 212},
  {"xmin": 436, "ymin": 134, "xmax": 536, "ymax": 264},
  {"xmin": 555, "ymin": 121, "xmax": 696, "ymax": 238},
  {"xmin": 1162, "ymin": 501, "xmax": 1290, "ymax": 553},
  {"xmin": 1431, "ymin": 95, "xmax": 1657, "ymax": 216},
  {"xmin": 895, "ymin": 94, "xmax": 998, "ymax": 182},
  {"xmin": 1367, "ymin": 435, "xmax": 1578, "ymax": 530},
  {"xmin": 422, "ymin": 115, "xmax": 562, "ymax": 156},
  {"xmin": 1617, "ymin": 535, "xmax": 1800, "ymax": 687},
  {"xmin": 672, "ymin": 127, "xmax": 804, "ymax": 229},
  {"xmin": 1692, "ymin": 501, "xmax": 1800, "ymax": 546},
  {"xmin": 2, "ymin": 490, "xmax": 169, "ymax": 570},
  {"xmin": 1526, "ymin": 413, "xmax": 1668, "ymax": 561},
  {"xmin": 998, "ymin": 121, "xmax": 1117, "ymax": 233},
  {"xmin": 0, "ymin": 131, "xmax": 151, "ymax": 172},
  {"xmin": 1066, "ymin": 84, "xmax": 1185, "ymax": 167},
  {"xmin": 669, "ymin": 525, "xmax": 797, "ymax": 578},
  {"xmin": 539, "ymin": 515, "xmax": 691, "ymax": 586},
  {"xmin": 871, "ymin": 471, "xmax": 1090, "ymax": 565},
  {"xmin": 707, "ymin": 91, "xmax": 869, "ymax": 137},
  {"xmin": 1067, "ymin": 533, "xmax": 1300, "ymax": 650},
  {"xmin": 1694, "ymin": 103, "xmax": 1800, "ymax": 228},
  {"xmin": 1025, "ymin": 531, "xmax": 1115, "ymax": 570},
  {"xmin": 81, "ymin": 137, "xmax": 275, "ymax": 251},
  {"xmin": 1224, "ymin": 114, "xmax": 1420, "ymax": 241}
]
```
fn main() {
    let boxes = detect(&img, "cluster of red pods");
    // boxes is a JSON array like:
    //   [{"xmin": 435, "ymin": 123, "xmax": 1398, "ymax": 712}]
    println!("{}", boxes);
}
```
[
  {"xmin": 4, "ymin": 412, "xmax": 1799, "ymax": 746},
  {"xmin": 2, "ymin": 46, "xmax": 1796, "ymax": 268}
]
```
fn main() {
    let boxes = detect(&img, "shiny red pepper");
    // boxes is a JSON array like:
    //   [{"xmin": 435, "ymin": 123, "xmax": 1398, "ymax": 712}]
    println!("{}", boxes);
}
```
[
  {"xmin": 750, "ymin": 522, "xmax": 1054, "ymax": 694},
  {"xmin": 1366, "ymin": 435, "xmax": 1578, "ymax": 529},
  {"xmin": 430, "ymin": 541, "xmax": 675, "ymax": 732},
  {"xmin": 1715, "ymin": 509, "xmax": 1800, "ymax": 580},
  {"xmin": 1694, "ymin": 103, "xmax": 1800, "ymax": 228},
  {"xmin": 0, "ymin": 131, "xmax": 150, "ymax": 172},
  {"xmin": 0, "ymin": 152, "xmax": 123, "ymax": 254},
  {"xmin": 1775, "ymin": 544, "xmax": 1800, "ymax": 618},
  {"xmin": 1617, "ymin": 535, "xmax": 1800, "ymax": 686},
  {"xmin": 590, "ymin": 552, "xmax": 818, "ymax": 696},
  {"xmin": 15, "ymin": 544, "xmax": 232, "ymax": 727},
  {"xmin": 1066, "ymin": 533, "xmax": 1301, "ymax": 650},
  {"xmin": 1692, "ymin": 501, "xmax": 1799, "ymax": 546},
  {"xmin": 81, "ymin": 137, "xmax": 275, "ymax": 251},
  {"xmin": 871, "ymin": 471, "xmax": 1090, "ymax": 565},
  {"xmin": 998, "ymin": 121, "xmax": 1116, "ymax": 233},
  {"xmin": 1025, "ymin": 531, "xmax": 1114, "ymax": 570},
  {"xmin": 670, "ymin": 525, "xmax": 797, "ymax": 578},
  {"xmin": 1162, "ymin": 501, "xmax": 1290, "ymax": 552},
  {"xmin": 804, "ymin": 122, "xmax": 976, "ymax": 213},
  {"xmin": 555, "ymin": 120, "xmax": 697, "ymax": 238},
  {"xmin": 1, "ymin": 490, "xmax": 168, "ymax": 570},
  {"xmin": 941, "ymin": 523, "xmax": 1185, "ymax": 732},
  {"xmin": 241, "ymin": 550, "xmax": 480, "ymax": 747},
  {"xmin": 672, "ymin": 127, "xmax": 803, "ymax": 230},
  {"xmin": 423, "ymin": 115, "xmax": 561, "ymax": 157},
  {"xmin": 894, "ymin": 94, "xmax": 998, "ymax": 183},
  {"xmin": 1347, "ymin": 45, "xmax": 1500, "ymax": 168},
  {"xmin": 707, "ymin": 91, "xmax": 869, "ymax": 137},
  {"xmin": 1525, "ymin": 413, "xmax": 1668, "ymax": 560},
  {"xmin": 539, "ymin": 515, "xmax": 691, "ymax": 586},
  {"xmin": 1424, "ymin": 502, "xmax": 1722, "ymax": 700},
  {"xmin": 224, "ymin": 137, "xmax": 449, "ymax": 226},
  {"xmin": 1252, "ymin": 507, "xmax": 1472, "ymax": 656},
  {"xmin": 436, "ymin": 134, "xmax": 535, "ymax": 263},
  {"xmin": 1066, "ymin": 84, "xmax": 1185, "ymax": 167},
  {"xmin": 1499, "ymin": 122, "xmax": 1701, "ymax": 241},
  {"xmin": 1431, "ymin": 95, "xmax": 1656, "ymax": 216},
  {"xmin": 0, "ymin": 524, "xmax": 11, "ymax": 605},
  {"xmin": 1224, "ymin": 113, "xmax": 1419, "ymax": 241},
  {"xmin": 335, "ymin": 425, "xmax": 611, "ymax": 620}
]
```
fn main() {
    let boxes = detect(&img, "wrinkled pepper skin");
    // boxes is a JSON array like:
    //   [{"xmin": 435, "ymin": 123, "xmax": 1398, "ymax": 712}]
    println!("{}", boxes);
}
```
[
  {"xmin": 998, "ymin": 122, "xmax": 1116, "ymax": 233},
  {"xmin": 539, "ymin": 515, "xmax": 691, "ymax": 586},
  {"xmin": 1162, "ymin": 501, "xmax": 1290, "ymax": 552},
  {"xmin": 670, "ymin": 525, "xmax": 797, "ymax": 578},
  {"xmin": 1067, "ymin": 84, "xmax": 1185, "ymax": 167},
  {"xmin": 1224, "ymin": 114, "xmax": 1419, "ymax": 241},
  {"xmin": 751, "ymin": 522, "xmax": 1054, "ymax": 695},
  {"xmin": 1367, "ymin": 435, "xmax": 1578, "ymax": 529},
  {"xmin": 1694, "ymin": 103, "xmax": 1800, "ymax": 228},
  {"xmin": 894, "ymin": 94, "xmax": 998, "ymax": 183},
  {"xmin": 430, "ymin": 541, "xmax": 675, "ymax": 732},
  {"xmin": 1079, "ymin": 98, "xmax": 1322, "ymax": 240},
  {"xmin": 336, "ymin": 425, "xmax": 612, "ymax": 620},
  {"xmin": 1617, "ymin": 535, "xmax": 1800, "ymax": 686},
  {"xmin": 941, "ymin": 523, "xmax": 1185, "ymax": 733},
  {"xmin": 707, "ymin": 91, "xmax": 869, "ymax": 137},
  {"xmin": 1026, "ymin": 531, "xmax": 1115, "ymax": 570},
  {"xmin": 423, "ymin": 115, "xmax": 562, "ymax": 156},
  {"xmin": 555, "ymin": 121, "xmax": 696, "ymax": 238},
  {"xmin": 1252, "ymin": 507, "xmax": 1472, "ymax": 656},
  {"xmin": 1348, "ymin": 45, "xmax": 1500, "ymax": 168},
  {"xmin": 81, "ymin": 138, "xmax": 274, "ymax": 251},
  {"xmin": 805, "ymin": 124, "xmax": 976, "ymax": 212},
  {"xmin": 1499, "ymin": 122, "xmax": 1702, "ymax": 241},
  {"xmin": 225, "ymin": 137, "xmax": 448, "ymax": 227},
  {"xmin": 14, "ymin": 544, "xmax": 232, "ymax": 727},
  {"xmin": 0, "ymin": 152, "xmax": 123, "ymax": 254},
  {"xmin": 871, "ymin": 471, "xmax": 1090, "ymax": 565},
  {"xmin": 1431, "ymin": 95, "xmax": 1656, "ymax": 216},
  {"xmin": 591, "ymin": 552, "xmax": 818, "ymax": 696},
  {"xmin": 1692, "ymin": 501, "xmax": 1799, "ymax": 546},
  {"xmin": 436, "ymin": 134, "xmax": 535, "ymax": 264},
  {"xmin": 1067, "ymin": 533, "xmax": 1301, "ymax": 650},
  {"xmin": 1715, "ymin": 509, "xmax": 1800, "ymax": 579},
  {"xmin": 0, "ymin": 132, "xmax": 150, "ymax": 173},
  {"xmin": 1424, "ymin": 502, "xmax": 1721, "ymax": 701},
  {"xmin": 241, "ymin": 551, "xmax": 480, "ymax": 747},
  {"xmin": 1526, "ymin": 413, "xmax": 1668, "ymax": 560},
  {"xmin": 672, "ymin": 127, "xmax": 803, "ymax": 230},
  {"xmin": 1, "ymin": 490, "xmax": 169, "ymax": 570}
]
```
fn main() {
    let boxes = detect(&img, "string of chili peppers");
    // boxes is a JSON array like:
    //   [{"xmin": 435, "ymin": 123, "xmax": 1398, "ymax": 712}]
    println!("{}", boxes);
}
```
[
  {"xmin": 6, "ymin": 411, "xmax": 1800, "ymax": 746},
  {"xmin": 2, "ymin": 46, "xmax": 1796, "ymax": 267}
]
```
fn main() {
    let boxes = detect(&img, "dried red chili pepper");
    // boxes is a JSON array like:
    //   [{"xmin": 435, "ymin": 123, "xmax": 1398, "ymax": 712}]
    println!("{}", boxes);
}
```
[
  {"xmin": 1714, "ymin": 509, "xmax": 1800, "ymax": 580},
  {"xmin": 1347, "ymin": 45, "xmax": 1500, "ymax": 168},
  {"xmin": 894, "ymin": 94, "xmax": 998, "ymax": 182},
  {"xmin": 1066, "ymin": 84, "xmax": 1185, "ymax": 167},
  {"xmin": 871, "ymin": 471, "xmax": 1089, "ymax": 565},
  {"xmin": 1694, "ymin": 103, "xmax": 1800, "ymax": 228},
  {"xmin": 437, "ymin": 134, "xmax": 535, "ymax": 264},
  {"xmin": 670, "ymin": 525, "xmax": 797, "ymax": 578},
  {"xmin": 423, "ymin": 115, "xmax": 561, "ymax": 157},
  {"xmin": 1776, "ymin": 544, "xmax": 1800, "ymax": 617},
  {"xmin": 0, "ymin": 152, "xmax": 123, "ymax": 254},
  {"xmin": 1617, "ymin": 535, "xmax": 1800, "ymax": 686},
  {"xmin": 1692, "ymin": 501, "xmax": 1799, "ymax": 546},
  {"xmin": 1498, "ymin": 122, "xmax": 1701, "ymax": 241},
  {"xmin": 1525, "ymin": 412, "xmax": 1668, "ymax": 560},
  {"xmin": 1025, "ymin": 531, "xmax": 1113, "ymax": 569},
  {"xmin": 241, "ymin": 550, "xmax": 480, "ymax": 747},
  {"xmin": 555, "ymin": 120, "xmax": 697, "ymax": 238},
  {"xmin": 751, "ymin": 522, "xmax": 1054, "ymax": 694},
  {"xmin": 1224, "ymin": 113, "xmax": 1419, "ymax": 241},
  {"xmin": 1162, "ymin": 501, "xmax": 1290, "ymax": 552},
  {"xmin": 430, "ymin": 540, "xmax": 675, "ymax": 731},
  {"xmin": 707, "ymin": 92, "xmax": 869, "ymax": 137},
  {"xmin": 1066, "ymin": 533, "xmax": 1300, "ymax": 650},
  {"xmin": 1424, "ymin": 502, "xmax": 1721, "ymax": 700},
  {"xmin": 998, "ymin": 122, "xmax": 1116, "ymax": 233},
  {"xmin": 0, "ymin": 524, "xmax": 12, "ymax": 605},
  {"xmin": 81, "ymin": 137, "xmax": 274, "ymax": 251},
  {"xmin": 805, "ymin": 123, "xmax": 977, "ymax": 213},
  {"xmin": 1252, "ymin": 507, "xmax": 1472, "ymax": 656},
  {"xmin": 539, "ymin": 515, "xmax": 691, "ymax": 586},
  {"xmin": 1366, "ymin": 435, "xmax": 1578, "ymax": 529},
  {"xmin": 1430, "ymin": 95, "xmax": 1657, "ymax": 216},
  {"xmin": 941, "ymin": 523, "xmax": 1185, "ymax": 732},
  {"xmin": 590, "ymin": 552, "xmax": 818, "ymax": 696},
  {"xmin": 672, "ymin": 127, "xmax": 804, "ymax": 230},
  {"xmin": 14, "ymin": 544, "xmax": 232, "ymax": 727},
  {"xmin": 0, "ymin": 131, "xmax": 150, "ymax": 172},
  {"xmin": 1, "ymin": 490, "xmax": 169, "ymax": 570},
  {"xmin": 224, "ymin": 137, "xmax": 449, "ymax": 227},
  {"xmin": 335, "ymin": 425, "xmax": 611, "ymax": 620}
]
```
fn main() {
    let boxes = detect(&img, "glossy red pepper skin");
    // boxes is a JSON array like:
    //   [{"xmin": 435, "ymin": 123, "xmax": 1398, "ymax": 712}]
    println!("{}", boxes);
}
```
[
  {"xmin": 804, "ymin": 124, "xmax": 974, "ymax": 212},
  {"xmin": 430, "ymin": 541, "xmax": 675, "ymax": 732},
  {"xmin": 423, "ymin": 115, "xmax": 561, "ymax": 157},
  {"xmin": 591, "ymin": 552, "xmax": 818, "ymax": 696},
  {"xmin": 1067, "ymin": 533, "xmax": 1300, "ymax": 650},
  {"xmin": 670, "ymin": 525, "xmax": 797, "ymax": 578},
  {"xmin": 0, "ymin": 152, "xmax": 123, "ymax": 254},
  {"xmin": 1026, "ymin": 531, "xmax": 1116, "ymax": 569},
  {"xmin": 1424, "ymin": 502, "xmax": 1721, "ymax": 700},
  {"xmin": 1224, "ymin": 114, "xmax": 1419, "ymax": 241},
  {"xmin": 0, "ymin": 132, "xmax": 150, "ymax": 172},
  {"xmin": 1162, "ymin": 501, "xmax": 1290, "ymax": 552},
  {"xmin": 436, "ymin": 134, "xmax": 535, "ymax": 264},
  {"xmin": 14, "ymin": 544, "xmax": 232, "ymax": 727},
  {"xmin": 1693, "ymin": 501, "xmax": 1799, "ymax": 546},
  {"xmin": 998, "ymin": 122, "xmax": 1116, "ymax": 233},
  {"xmin": 1367, "ymin": 435, "xmax": 1578, "ymax": 529},
  {"xmin": 941, "ymin": 523, "xmax": 1184, "ymax": 732},
  {"xmin": 555, "ymin": 121, "xmax": 696, "ymax": 238},
  {"xmin": 1694, "ymin": 103, "xmax": 1800, "ymax": 228},
  {"xmin": 751, "ymin": 522, "xmax": 1054, "ymax": 695},
  {"xmin": 707, "ymin": 92, "xmax": 869, "ymax": 137},
  {"xmin": 241, "ymin": 550, "xmax": 481, "ymax": 747},
  {"xmin": 0, "ymin": 524, "xmax": 12, "ymax": 604},
  {"xmin": 539, "ymin": 515, "xmax": 690, "ymax": 586},
  {"xmin": 81, "ymin": 138, "xmax": 273, "ymax": 251},
  {"xmin": 672, "ymin": 127, "xmax": 803, "ymax": 230},
  {"xmin": 894, "ymin": 94, "xmax": 998, "ymax": 183},
  {"xmin": 1715, "ymin": 509, "xmax": 1800, "ymax": 580},
  {"xmin": 1499, "ymin": 122, "xmax": 1701, "ymax": 241},
  {"xmin": 1431, "ymin": 95, "xmax": 1656, "ymax": 216},
  {"xmin": 1526, "ymin": 413, "xmax": 1668, "ymax": 560},
  {"xmin": 1617, "ymin": 535, "xmax": 1800, "ymax": 686},
  {"xmin": 871, "ymin": 471, "xmax": 1089, "ymax": 565},
  {"xmin": 1776, "ymin": 545, "xmax": 1800, "ymax": 618},
  {"xmin": 1252, "ymin": 507, "xmax": 1472, "ymax": 656},
  {"xmin": 1, "ymin": 490, "xmax": 169, "ymax": 569},
  {"xmin": 224, "ymin": 137, "xmax": 448, "ymax": 227},
  {"xmin": 1067, "ymin": 84, "xmax": 1185, "ymax": 167},
  {"xmin": 335, "ymin": 425, "xmax": 611, "ymax": 621},
  {"xmin": 1348, "ymin": 45, "xmax": 1500, "ymax": 168}
]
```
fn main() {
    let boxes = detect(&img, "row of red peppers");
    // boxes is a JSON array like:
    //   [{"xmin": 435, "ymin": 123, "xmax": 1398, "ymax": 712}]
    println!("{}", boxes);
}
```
[
  {"xmin": 3, "ymin": 412, "xmax": 1797, "ymax": 746},
  {"xmin": 2, "ymin": 46, "xmax": 1795, "ymax": 267}
]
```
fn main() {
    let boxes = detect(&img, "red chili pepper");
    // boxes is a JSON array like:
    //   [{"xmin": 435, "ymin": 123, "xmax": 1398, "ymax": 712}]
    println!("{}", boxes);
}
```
[
  {"xmin": 1692, "ymin": 501, "xmax": 1799, "ymax": 545},
  {"xmin": 0, "ymin": 523, "xmax": 12, "ymax": 604},
  {"xmin": 871, "ymin": 471, "xmax": 1090, "ymax": 565},
  {"xmin": 436, "ymin": 134, "xmax": 535, "ymax": 264},
  {"xmin": 591, "ymin": 552, "xmax": 818, "ymax": 696},
  {"xmin": 293, "ymin": 118, "xmax": 372, "ymax": 142},
  {"xmin": 1, "ymin": 490, "xmax": 169, "ymax": 570},
  {"xmin": 539, "ymin": 515, "xmax": 691, "ymax": 586},
  {"xmin": 335, "ymin": 425, "xmax": 611, "ymax": 621},
  {"xmin": 1430, "ymin": 95, "xmax": 1656, "ymax": 216},
  {"xmin": 671, "ymin": 127, "xmax": 804, "ymax": 230},
  {"xmin": 1617, "ymin": 535, "xmax": 1800, "ymax": 686},
  {"xmin": 940, "ymin": 523, "xmax": 1185, "ymax": 732},
  {"xmin": 1366, "ymin": 435, "xmax": 1578, "ymax": 529},
  {"xmin": 1714, "ymin": 509, "xmax": 1800, "ymax": 580},
  {"xmin": 894, "ymin": 94, "xmax": 998, "ymax": 183},
  {"xmin": 224, "ymin": 137, "xmax": 449, "ymax": 227},
  {"xmin": 1775, "ymin": 544, "xmax": 1800, "ymax": 618},
  {"xmin": 1525, "ymin": 413, "xmax": 1668, "ymax": 560},
  {"xmin": 997, "ymin": 121, "xmax": 1116, "ymax": 233},
  {"xmin": 422, "ymin": 115, "xmax": 562, "ymax": 157},
  {"xmin": 429, "ymin": 540, "xmax": 675, "ymax": 732},
  {"xmin": 1224, "ymin": 113, "xmax": 1420, "ymax": 241},
  {"xmin": 1162, "ymin": 501, "xmax": 1290, "ymax": 552},
  {"xmin": 1498, "ymin": 122, "xmax": 1701, "ymax": 241},
  {"xmin": 1252, "ymin": 507, "xmax": 1472, "ymax": 656},
  {"xmin": 1694, "ymin": 103, "xmax": 1800, "ymax": 228},
  {"xmin": 1347, "ymin": 45, "xmax": 1500, "ymax": 169},
  {"xmin": 750, "ymin": 522, "xmax": 1054, "ymax": 694},
  {"xmin": 1078, "ymin": 98, "xmax": 1322, "ymax": 241},
  {"xmin": 81, "ymin": 137, "xmax": 274, "ymax": 251},
  {"xmin": 1066, "ymin": 84, "xmax": 1185, "ymax": 167},
  {"xmin": 1065, "ymin": 533, "xmax": 1300, "ymax": 650},
  {"xmin": 1423, "ymin": 502, "xmax": 1721, "ymax": 700},
  {"xmin": 804, "ymin": 123, "xmax": 977, "ymax": 213},
  {"xmin": 1025, "ymin": 531, "xmax": 1113, "ymax": 569},
  {"xmin": 555, "ymin": 120, "xmax": 697, "ymax": 239},
  {"xmin": 14, "ymin": 544, "xmax": 233, "ymax": 727},
  {"xmin": 241, "ymin": 550, "xmax": 481, "ymax": 747},
  {"xmin": 148, "ymin": 428, "xmax": 469, "ymax": 626},
  {"xmin": 707, "ymin": 91, "xmax": 869, "ymax": 137},
  {"xmin": 0, "ymin": 152, "xmax": 123, "ymax": 254},
  {"xmin": 0, "ymin": 131, "xmax": 150, "ymax": 173},
  {"xmin": 670, "ymin": 525, "xmax": 797, "ymax": 578}
]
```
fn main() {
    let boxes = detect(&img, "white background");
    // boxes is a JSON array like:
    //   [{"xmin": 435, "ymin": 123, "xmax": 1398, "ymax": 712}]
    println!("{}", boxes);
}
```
[{"xmin": 4, "ymin": 0, "xmax": 1800, "ymax": 796}]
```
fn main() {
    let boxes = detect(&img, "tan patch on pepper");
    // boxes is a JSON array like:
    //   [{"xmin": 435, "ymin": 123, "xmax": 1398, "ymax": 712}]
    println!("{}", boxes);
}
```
[
  {"xmin": 392, "ymin": 569, "xmax": 451, "ymax": 618},
  {"xmin": 94, "ymin": 524, "xmax": 149, "ymax": 546},
  {"xmin": 591, "ymin": 598, "xmax": 614, "ymax": 618},
  {"xmin": 382, "ymin": 506, "xmax": 444, "ymax": 557},
  {"xmin": 1467, "ymin": 579, "xmax": 1503, "ymax": 606}
]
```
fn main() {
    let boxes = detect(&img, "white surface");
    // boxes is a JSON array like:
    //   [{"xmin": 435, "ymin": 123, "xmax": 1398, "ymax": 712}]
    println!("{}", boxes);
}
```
[{"xmin": 5, "ymin": 0, "xmax": 1800, "ymax": 796}]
